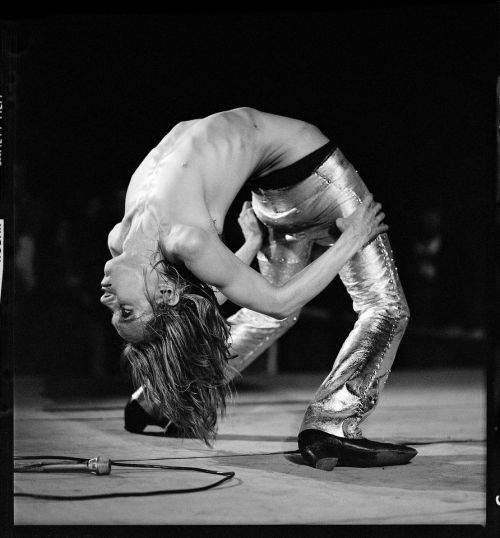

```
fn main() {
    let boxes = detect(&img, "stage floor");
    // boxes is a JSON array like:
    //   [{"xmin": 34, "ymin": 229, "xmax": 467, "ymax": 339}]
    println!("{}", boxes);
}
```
[{"xmin": 13, "ymin": 368, "xmax": 486, "ymax": 525}]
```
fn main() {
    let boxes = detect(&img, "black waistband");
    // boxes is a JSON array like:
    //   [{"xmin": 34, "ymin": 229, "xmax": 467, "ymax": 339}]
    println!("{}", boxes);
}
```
[{"xmin": 248, "ymin": 140, "xmax": 336, "ymax": 190}]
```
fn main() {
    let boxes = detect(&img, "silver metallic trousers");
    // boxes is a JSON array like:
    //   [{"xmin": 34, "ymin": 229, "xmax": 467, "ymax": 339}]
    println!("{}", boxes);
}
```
[{"xmin": 227, "ymin": 147, "xmax": 410, "ymax": 439}]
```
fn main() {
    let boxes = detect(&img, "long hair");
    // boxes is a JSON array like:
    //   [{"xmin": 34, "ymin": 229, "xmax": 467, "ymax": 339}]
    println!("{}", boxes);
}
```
[{"xmin": 121, "ymin": 245, "xmax": 236, "ymax": 446}]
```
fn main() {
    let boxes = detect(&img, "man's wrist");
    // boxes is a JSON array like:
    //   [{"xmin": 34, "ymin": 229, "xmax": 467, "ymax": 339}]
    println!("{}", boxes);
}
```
[
  {"xmin": 245, "ymin": 237, "xmax": 263, "ymax": 251},
  {"xmin": 340, "ymin": 228, "xmax": 363, "ymax": 256}
]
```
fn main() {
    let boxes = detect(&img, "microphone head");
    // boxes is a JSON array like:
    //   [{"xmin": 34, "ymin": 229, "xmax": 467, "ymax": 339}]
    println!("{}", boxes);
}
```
[{"xmin": 87, "ymin": 456, "xmax": 111, "ymax": 475}]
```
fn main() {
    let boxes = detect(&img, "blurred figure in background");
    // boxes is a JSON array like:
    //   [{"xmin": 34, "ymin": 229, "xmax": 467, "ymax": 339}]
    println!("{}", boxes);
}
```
[
  {"xmin": 59, "ymin": 187, "xmax": 126, "ymax": 379},
  {"xmin": 406, "ymin": 207, "xmax": 444, "ymax": 328},
  {"xmin": 13, "ymin": 164, "xmax": 46, "ymax": 373},
  {"xmin": 406, "ymin": 204, "xmax": 486, "ymax": 341}
]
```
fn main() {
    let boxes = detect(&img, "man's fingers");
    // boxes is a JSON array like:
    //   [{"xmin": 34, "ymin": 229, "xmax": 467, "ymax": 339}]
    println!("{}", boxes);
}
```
[{"xmin": 240, "ymin": 201, "xmax": 254, "ymax": 218}]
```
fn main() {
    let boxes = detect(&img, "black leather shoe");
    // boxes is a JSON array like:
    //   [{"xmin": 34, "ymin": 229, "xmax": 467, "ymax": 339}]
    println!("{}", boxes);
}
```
[
  {"xmin": 298, "ymin": 429, "xmax": 417, "ymax": 470},
  {"xmin": 124, "ymin": 398, "xmax": 183, "ymax": 436}
]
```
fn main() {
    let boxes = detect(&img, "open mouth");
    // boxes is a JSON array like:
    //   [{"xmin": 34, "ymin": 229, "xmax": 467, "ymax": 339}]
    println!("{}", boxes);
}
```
[{"xmin": 100, "ymin": 288, "xmax": 114, "ymax": 303}]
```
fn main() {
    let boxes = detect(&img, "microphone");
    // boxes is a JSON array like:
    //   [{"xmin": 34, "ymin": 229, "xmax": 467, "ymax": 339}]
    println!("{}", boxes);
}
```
[{"xmin": 33, "ymin": 457, "xmax": 111, "ymax": 475}]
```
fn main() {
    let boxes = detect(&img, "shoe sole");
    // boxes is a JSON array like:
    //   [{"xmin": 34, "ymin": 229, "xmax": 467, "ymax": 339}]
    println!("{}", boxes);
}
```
[
  {"xmin": 303, "ymin": 448, "xmax": 339, "ymax": 471},
  {"xmin": 315, "ymin": 457, "xmax": 339, "ymax": 471}
]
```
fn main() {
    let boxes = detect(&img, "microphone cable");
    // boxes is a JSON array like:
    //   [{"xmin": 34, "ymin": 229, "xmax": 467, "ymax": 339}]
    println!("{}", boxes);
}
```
[
  {"xmin": 13, "ymin": 454, "xmax": 237, "ymax": 500},
  {"xmin": 13, "ymin": 449, "xmax": 300, "ymax": 500}
]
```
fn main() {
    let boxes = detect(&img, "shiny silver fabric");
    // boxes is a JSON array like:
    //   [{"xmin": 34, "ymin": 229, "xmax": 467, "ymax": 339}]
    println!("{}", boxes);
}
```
[{"xmin": 227, "ymin": 147, "xmax": 410, "ymax": 439}]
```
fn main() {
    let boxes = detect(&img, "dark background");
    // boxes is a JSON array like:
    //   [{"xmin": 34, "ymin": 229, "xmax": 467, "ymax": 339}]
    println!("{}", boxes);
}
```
[{"xmin": 6, "ymin": 4, "xmax": 497, "ymax": 387}]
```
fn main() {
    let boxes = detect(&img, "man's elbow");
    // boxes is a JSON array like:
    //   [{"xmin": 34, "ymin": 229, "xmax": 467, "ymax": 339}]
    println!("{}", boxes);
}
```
[
  {"xmin": 267, "ymin": 289, "xmax": 297, "ymax": 320},
  {"xmin": 267, "ymin": 305, "xmax": 298, "ymax": 321}
]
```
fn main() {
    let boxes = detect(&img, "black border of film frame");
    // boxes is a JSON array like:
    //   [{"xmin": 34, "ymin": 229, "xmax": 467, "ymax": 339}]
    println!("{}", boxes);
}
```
[{"xmin": 0, "ymin": 219, "xmax": 3, "ymax": 302}]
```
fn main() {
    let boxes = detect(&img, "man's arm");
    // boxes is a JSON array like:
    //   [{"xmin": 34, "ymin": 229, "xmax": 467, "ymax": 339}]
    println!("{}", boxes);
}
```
[
  {"xmin": 175, "ymin": 194, "xmax": 387, "ymax": 319},
  {"xmin": 211, "ymin": 201, "xmax": 263, "ymax": 305},
  {"xmin": 211, "ymin": 239, "xmax": 261, "ymax": 305}
]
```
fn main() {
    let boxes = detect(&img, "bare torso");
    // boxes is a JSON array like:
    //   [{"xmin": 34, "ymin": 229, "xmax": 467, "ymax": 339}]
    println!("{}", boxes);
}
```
[{"xmin": 109, "ymin": 107, "xmax": 329, "ymax": 255}]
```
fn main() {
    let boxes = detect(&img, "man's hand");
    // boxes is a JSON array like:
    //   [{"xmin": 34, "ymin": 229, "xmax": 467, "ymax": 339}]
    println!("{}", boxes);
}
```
[
  {"xmin": 335, "ymin": 193, "xmax": 388, "ymax": 250},
  {"xmin": 238, "ymin": 201, "xmax": 265, "ymax": 249}
]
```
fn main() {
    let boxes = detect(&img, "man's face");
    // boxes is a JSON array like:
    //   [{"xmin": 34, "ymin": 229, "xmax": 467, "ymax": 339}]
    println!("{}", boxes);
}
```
[{"xmin": 100, "ymin": 253, "xmax": 156, "ymax": 342}]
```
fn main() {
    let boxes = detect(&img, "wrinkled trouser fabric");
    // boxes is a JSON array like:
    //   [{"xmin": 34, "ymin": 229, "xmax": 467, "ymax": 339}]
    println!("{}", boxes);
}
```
[{"xmin": 227, "ymin": 147, "xmax": 410, "ymax": 439}]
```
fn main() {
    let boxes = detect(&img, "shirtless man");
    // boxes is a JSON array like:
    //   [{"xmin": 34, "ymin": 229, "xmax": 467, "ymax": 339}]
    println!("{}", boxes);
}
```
[{"xmin": 101, "ymin": 107, "xmax": 416, "ymax": 469}]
